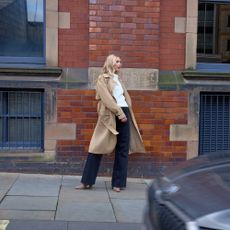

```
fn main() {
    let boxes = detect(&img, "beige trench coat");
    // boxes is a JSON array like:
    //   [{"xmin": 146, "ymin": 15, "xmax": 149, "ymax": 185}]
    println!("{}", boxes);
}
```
[{"xmin": 88, "ymin": 73, "xmax": 145, "ymax": 154}]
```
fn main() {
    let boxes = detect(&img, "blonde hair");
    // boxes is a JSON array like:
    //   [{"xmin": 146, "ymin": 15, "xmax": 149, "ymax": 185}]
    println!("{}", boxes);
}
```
[{"xmin": 102, "ymin": 54, "xmax": 119, "ymax": 75}]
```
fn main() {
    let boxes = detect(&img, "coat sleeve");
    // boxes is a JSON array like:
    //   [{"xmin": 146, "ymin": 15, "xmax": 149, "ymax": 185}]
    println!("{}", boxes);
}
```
[{"xmin": 96, "ymin": 77, "xmax": 126, "ymax": 120}]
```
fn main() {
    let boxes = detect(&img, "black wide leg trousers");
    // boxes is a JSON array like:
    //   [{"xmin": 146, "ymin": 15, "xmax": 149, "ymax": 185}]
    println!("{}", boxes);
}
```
[{"xmin": 81, "ymin": 107, "xmax": 130, "ymax": 188}]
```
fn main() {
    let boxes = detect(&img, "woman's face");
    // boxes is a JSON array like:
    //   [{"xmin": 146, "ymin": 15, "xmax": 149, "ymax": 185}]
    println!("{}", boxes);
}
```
[{"xmin": 113, "ymin": 57, "xmax": 122, "ymax": 73}]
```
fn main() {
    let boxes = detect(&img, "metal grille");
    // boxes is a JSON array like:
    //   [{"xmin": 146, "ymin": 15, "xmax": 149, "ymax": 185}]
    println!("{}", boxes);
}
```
[
  {"xmin": 199, "ymin": 93, "xmax": 230, "ymax": 154},
  {"xmin": 197, "ymin": 3, "xmax": 216, "ymax": 55},
  {"xmin": 0, "ymin": 89, "xmax": 44, "ymax": 151},
  {"xmin": 159, "ymin": 205, "xmax": 186, "ymax": 230},
  {"xmin": 148, "ymin": 187, "xmax": 186, "ymax": 230}
]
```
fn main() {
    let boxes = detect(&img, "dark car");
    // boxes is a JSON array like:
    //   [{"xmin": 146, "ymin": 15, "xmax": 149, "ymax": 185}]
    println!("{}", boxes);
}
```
[{"xmin": 144, "ymin": 152, "xmax": 230, "ymax": 230}]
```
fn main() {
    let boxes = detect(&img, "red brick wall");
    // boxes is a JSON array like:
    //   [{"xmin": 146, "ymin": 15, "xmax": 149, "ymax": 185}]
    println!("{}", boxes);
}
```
[
  {"xmin": 160, "ymin": 0, "xmax": 186, "ymax": 70},
  {"xmin": 58, "ymin": 0, "xmax": 187, "ymax": 70},
  {"xmin": 58, "ymin": 0, "xmax": 89, "ymax": 67},
  {"xmin": 57, "ymin": 89, "xmax": 188, "ymax": 175},
  {"xmin": 56, "ymin": 0, "xmax": 189, "ymax": 176},
  {"xmin": 89, "ymin": 0, "xmax": 160, "ymax": 68}
]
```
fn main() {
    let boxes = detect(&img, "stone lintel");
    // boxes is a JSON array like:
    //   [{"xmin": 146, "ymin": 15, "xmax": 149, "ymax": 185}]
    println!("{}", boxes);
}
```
[
  {"xmin": 88, "ymin": 67, "xmax": 159, "ymax": 90},
  {"xmin": 62, "ymin": 68, "xmax": 88, "ymax": 83}
]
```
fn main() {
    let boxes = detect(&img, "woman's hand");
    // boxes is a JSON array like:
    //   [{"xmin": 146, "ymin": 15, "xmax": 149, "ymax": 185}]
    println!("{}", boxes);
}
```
[{"xmin": 121, "ymin": 117, "xmax": 127, "ymax": 122}]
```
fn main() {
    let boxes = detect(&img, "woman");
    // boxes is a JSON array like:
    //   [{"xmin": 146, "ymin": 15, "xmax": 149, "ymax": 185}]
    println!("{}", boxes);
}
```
[{"xmin": 76, "ymin": 54, "xmax": 145, "ymax": 192}]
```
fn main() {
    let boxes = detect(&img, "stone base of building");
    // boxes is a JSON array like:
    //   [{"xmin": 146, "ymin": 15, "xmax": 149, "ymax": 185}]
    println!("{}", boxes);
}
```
[{"xmin": 0, "ymin": 157, "xmax": 169, "ymax": 178}]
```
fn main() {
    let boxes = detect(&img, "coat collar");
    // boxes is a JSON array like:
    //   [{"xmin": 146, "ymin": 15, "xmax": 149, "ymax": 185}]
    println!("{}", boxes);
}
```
[
  {"xmin": 103, "ymin": 73, "xmax": 120, "ymax": 79},
  {"xmin": 103, "ymin": 73, "xmax": 112, "ymax": 78}
]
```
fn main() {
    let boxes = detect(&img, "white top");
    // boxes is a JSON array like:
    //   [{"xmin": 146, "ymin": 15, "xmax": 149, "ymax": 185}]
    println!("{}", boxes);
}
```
[{"xmin": 112, "ymin": 74, "xmax": 128, "ymax": 107}]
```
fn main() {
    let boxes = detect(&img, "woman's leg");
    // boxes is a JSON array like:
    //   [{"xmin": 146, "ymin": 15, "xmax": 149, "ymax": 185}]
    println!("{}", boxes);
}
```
[
  {"xmin": 80, "ymin": 152, "xmax": 103, "ymax": 186},
  {"xmin": 112, "ymin": 107, "xmax": 130, "ymax": 189}
]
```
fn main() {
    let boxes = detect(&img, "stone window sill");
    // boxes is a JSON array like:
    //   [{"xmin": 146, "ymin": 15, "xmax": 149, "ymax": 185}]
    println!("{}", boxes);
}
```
[
  {"xmin": 182, "ymin": 70, "xmax": 230, "ymax": 81},
  {"xmin": 0, "ymin": 67, "xmax": 62, "ymax": 82}
]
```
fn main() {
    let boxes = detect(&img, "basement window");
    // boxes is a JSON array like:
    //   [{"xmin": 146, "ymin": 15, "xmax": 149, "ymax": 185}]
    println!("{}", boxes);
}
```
[
  {"xmin": 199, "ymin": 92, "xmax": 230, "ymax": 154},
  {"xmin": 0, "ymin": 89, "xmax": 44, "ymax": 151}
]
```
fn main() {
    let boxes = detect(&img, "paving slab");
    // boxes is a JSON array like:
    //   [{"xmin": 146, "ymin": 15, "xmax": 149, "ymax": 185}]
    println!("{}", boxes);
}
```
[
  {"xmin": 6, "ymin": 220, "xmax": 67, "ymax": 230},
  {"xmin": 8, "ymin": 174, "xmax": 62, "ymax": 196},
  {"xmin": 2, "ymin": 220, "xmax": 145, "ymax": 230},
  {"xmin": 0, "ymin": 196, "xmax": 57, "ymax": 211},
  {"xmin": 55, "ymin": 201, "xmax": 116, "ymax": 222},
  {"xmin": 106, "ymin": 181, "xmax": 147, "ymax": 200},
  {"xmin": 0, "ymin": 191, "xmax": 6, "ymax": 202},
  {"xmin": 0, "ymin": 210, "xmax": 55, "ymax": 220},
  {"xmin": 68, "ymin": 222, "xmax": 145, "ymax": 230},
  {"xmin": 61, "ymin": 176, "xmax": 80, "ymax": 188},
  {"xmin": 0, "ymin": 173, "xmax": 18, "ymax": 192},
  {"xmin": 59, "ymin": 186, "xmax": 110, "ymax": 203},
  {"xmin": 0, "ymin": 174, "xmax": 150, "ymax": 225},
  {"xmin": 111, "ymin": 199, "xmax": 146, "ymax": 223},
  {"xmin": 126, "ymin": 178, "xmax": 147, "ymax": 183},
  {"xmin": 62, "ymin": 176, "xmax": 107, "ymax": 190}
]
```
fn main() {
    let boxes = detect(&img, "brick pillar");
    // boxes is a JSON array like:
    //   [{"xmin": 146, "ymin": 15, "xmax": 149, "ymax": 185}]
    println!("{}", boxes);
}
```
[
  {"xmin": 160, "ymin": 0, "xmax": 186, "ymax": 70},
  {"xmin": 59, "ymin": 0, "xmax": 89, "ymax": 67}
]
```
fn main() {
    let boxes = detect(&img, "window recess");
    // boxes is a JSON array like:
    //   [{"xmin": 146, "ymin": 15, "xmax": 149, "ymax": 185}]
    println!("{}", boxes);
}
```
[
  {"xmin": 197, "ymin": 0, "xmax": 230, "ymax": 64},
  {"xmin": 0, "ymin": 0, "xmax": 45, "ymax": 65},
  {"xmin": 0, "ymin": 89, "xmax": 44, "ymax": 151}
]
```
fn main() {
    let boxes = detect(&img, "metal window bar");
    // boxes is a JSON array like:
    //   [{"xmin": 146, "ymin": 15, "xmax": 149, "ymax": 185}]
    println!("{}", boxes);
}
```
[
  {"xmin": 199, "ymin": 93, "xmax": 230, "ymax": 154},
  {"xmin": 0, "ymin": 89, "xmax": 44, "ymax": 151},
  {"xmin": 198, "ymin": 3, "xmax": 217, "ymax": 55}
]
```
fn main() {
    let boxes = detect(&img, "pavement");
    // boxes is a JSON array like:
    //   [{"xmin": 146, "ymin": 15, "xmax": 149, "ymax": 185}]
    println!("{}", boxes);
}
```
[{"xmin": 0, "ymin": 173, "xmax": 152, "ymax": 230}]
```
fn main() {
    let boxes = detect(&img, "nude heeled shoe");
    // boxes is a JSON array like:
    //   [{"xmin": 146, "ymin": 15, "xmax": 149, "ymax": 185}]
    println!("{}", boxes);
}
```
[
  {"xmin": 75, "ymin": 183, "xmax": 92, "ymax": 190},
  {"xmin": 112, "ymin": 187, "xmax": 121, "ymax": 192}
]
